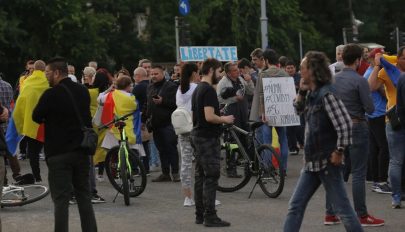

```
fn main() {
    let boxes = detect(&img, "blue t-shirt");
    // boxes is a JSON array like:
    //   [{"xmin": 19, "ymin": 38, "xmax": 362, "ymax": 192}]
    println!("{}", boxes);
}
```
[{"xmin": 364, "ymin": 66, "xmax": 387, "ymax": 118}]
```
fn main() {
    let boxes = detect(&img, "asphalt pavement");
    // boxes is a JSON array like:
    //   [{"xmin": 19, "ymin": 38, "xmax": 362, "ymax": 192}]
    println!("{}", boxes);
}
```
[{"xmin": 2, "ymin": 152, "xmax": 405, "ymax": 232}]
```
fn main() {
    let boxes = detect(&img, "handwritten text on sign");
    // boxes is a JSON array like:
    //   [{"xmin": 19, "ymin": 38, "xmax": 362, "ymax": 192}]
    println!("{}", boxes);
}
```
[
  {"xmin": 262, "ymin": 77, "xmax": 300, "ymax": 126},
  {"xmin": 180, "ymin": 46, "xmax": 238, "ymax": 62}
]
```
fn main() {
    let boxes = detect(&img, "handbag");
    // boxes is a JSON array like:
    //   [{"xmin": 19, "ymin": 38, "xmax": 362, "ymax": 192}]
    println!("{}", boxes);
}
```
[
  {"xmin": 61, "ymin": 84, "xmax": 98, "ymax": 156},
  {"xmin": 386, "ymin": 105, "xmax": 401, "ymax": 131}
]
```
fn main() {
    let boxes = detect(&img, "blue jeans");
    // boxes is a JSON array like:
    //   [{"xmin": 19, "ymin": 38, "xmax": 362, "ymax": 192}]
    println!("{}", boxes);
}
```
[
  {"xmin": 386, "ymin": 122, "xmax": 405, "ymax": 201},
  {"xmin": 148, "ymin": 139, "xmax": 160, "ymax": 167},
  {"xmin": 326, "ymin": 121, "xmax": 369, "ymax": 216},
  {"xmin": 257, "ymin": 125, "xmax": 288, "ymax": 171},
  {"xmin": 284, "ymin": 164, "xmax": 363, "ymax": 232}
]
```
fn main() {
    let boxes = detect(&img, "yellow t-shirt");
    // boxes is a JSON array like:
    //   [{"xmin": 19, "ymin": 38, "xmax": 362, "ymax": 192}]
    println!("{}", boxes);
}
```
[{"xmin": 377, "ymin": 68, "xmax": 396, "ymax": 109}]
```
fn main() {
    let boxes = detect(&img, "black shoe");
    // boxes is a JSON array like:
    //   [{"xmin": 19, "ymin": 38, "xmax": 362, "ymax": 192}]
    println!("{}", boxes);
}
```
[
  {"xmin": 151, "ymin": 174, "xmax": 172, "ymax": 182},
  {"xmin": 227, "ymin": 172, "xmax": 242, "ymax": 178},
  {"xmin": 195, "ymin": 216, "xmax": 204, "ymax": 224},
  {"xmin": 204, "ymin": 216, "xmax": 231, "ymax": 227},
  {"xmin": 171, "ymin": 173, "xmax": 181, "ymax": 182}
]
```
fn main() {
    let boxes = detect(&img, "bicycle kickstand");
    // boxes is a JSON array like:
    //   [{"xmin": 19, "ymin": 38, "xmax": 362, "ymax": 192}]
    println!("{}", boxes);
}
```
[
  {"xmin": 248, "ymin": 176, "xmax": 261, "ymax": 199},
  {"xmin": 113, "ymin": 190, "xmax": 120, "ymax": 203}
]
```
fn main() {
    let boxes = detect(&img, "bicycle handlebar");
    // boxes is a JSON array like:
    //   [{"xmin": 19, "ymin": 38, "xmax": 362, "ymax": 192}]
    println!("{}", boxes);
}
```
[{"xmin": 98, "ymin": 112, "xmax": 135, "ymax": 130}]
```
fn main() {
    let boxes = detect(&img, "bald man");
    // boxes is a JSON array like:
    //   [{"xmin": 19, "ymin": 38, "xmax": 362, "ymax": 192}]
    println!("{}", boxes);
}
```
[{"xmin": 132, "ymin": 66, "xmax": 151, "ymax": 173}]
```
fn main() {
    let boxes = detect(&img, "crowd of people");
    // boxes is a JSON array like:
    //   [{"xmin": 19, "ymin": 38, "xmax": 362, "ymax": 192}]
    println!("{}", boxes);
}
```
[{"xmin": 0, "ymin": 43, "xmax": 404, "ymax": 231}]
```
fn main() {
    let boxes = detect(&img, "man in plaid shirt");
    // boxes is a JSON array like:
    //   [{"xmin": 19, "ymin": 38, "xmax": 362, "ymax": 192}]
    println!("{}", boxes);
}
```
[{"xmin": 283, "ymin": 51, "xmax": 363, "ymax": 232}]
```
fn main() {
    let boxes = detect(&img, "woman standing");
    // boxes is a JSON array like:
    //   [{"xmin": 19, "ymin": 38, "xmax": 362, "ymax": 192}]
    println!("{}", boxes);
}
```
[{"xmin": 176, "ymin": 63, "xmax": 199, "ymax": 206}]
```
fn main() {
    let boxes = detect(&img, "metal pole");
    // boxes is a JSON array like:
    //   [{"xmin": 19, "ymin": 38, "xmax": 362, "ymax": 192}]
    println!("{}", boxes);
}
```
[
  {"xmin": 260, "ymin": 0, "xmax": 268, "ymax": 49},
  {"xmin": 343, "ymin": 28, "xmax": 347, "ymax": 45},
  {"xmin": 396, "ymin": 26, "xmax": 400, "ymax": 52},
  {"xmin": 175, "ymin": 16, "xmax": 180, "ymax": 63},
  {"xmin": 299, "ymin": 32, "xmax": 303, "ymax": 61}
]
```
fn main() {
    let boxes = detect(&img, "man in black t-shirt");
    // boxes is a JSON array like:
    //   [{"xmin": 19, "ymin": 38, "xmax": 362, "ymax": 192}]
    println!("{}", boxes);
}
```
[{"xmin": 191, "ymin": 58, "xmax": 234, "ymax": 227}]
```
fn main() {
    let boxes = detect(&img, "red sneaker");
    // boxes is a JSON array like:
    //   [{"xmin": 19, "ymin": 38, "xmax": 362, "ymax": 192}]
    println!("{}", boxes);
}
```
[
  {"xmin": 359, "ymin": 214, "xmax": 384, "ymax": 227},
  {"xmin": 324, "ymin": 215, "xmax": 341, "ymax": 225}
]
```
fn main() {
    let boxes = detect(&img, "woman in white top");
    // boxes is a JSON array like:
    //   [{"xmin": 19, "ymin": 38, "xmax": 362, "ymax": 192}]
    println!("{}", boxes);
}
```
[{"xmin": 176, "ymin": 63, "xmax": 199, "ymax": 206}]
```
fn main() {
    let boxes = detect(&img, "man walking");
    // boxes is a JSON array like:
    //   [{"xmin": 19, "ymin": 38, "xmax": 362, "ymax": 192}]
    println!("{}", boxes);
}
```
[
  {"xmin": 33, "ymin": 57, "xmax": 97, "ymax": 232},
  {"xmin": 326, "ymin": 44, "xmax": 384, "ymax": 226},
  {"xmin": 191, "ymin": 58, "xmax": 234, "ymax": 227}
]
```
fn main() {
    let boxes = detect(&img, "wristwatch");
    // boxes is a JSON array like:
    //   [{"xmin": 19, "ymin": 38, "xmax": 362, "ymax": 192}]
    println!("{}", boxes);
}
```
[{"xmin": 336, "ymin": 146, "xmax": 345, "ymax": 154}]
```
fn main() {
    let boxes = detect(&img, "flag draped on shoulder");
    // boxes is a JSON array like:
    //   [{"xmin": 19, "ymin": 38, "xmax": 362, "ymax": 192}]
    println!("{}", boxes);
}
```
[
  {"xmin": 101, "ymin": 90, "xmax": 138, "ymax": 144},
  {"xmin": 6, "ymin": 70, "xmax": 49, "ymax": 154}
]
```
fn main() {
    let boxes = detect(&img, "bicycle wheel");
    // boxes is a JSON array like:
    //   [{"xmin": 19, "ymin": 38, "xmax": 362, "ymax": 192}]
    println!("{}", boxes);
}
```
[
  {"xmin": 257, "ymin": 145, "xmax": 285, "ymax": 198},
  {"xmin": 1, "ymin": 184, "xmax": 49, "ymax": 207},
  {"xmin": 105, "ymin": 146, "xmax": 147, "ymax": 197},
  {"xmin": 119, "ymin": 146, "xmax": 130, "ymax": 205},
  {"xmin": 217, "ymin": 143, "xmax": 251, "ymax": 192}
]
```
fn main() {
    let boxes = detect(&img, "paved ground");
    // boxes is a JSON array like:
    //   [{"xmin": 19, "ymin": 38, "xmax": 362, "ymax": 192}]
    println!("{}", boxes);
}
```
[{"xmin": 2, "ymin": 153, "xmax": 405, "ymax": 232}]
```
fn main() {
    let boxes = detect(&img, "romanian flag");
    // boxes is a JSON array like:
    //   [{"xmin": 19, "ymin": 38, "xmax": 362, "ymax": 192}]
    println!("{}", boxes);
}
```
[
  {"xmin": 6, "ymin": 70, "xmax": 49, "ymax": 155},
  {"xmin": 101, "ymin": 90, "xmax": 140, "ymax": 145}
]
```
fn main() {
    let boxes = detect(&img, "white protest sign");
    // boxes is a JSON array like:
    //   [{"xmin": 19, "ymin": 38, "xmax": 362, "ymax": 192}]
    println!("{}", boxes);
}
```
[
  {"xmin": 262, "ymin": 77, "xmax": 300, "ymax": 126},
  {"xmin": 180, "ymin": 46, "xmax": 238, "ymax": 62}
]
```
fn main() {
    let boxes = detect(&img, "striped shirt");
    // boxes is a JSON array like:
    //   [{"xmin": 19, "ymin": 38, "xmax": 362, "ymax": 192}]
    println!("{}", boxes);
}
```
[{"xmin": 303, "ymin": 93, "xmax": 352, "ymax": 172}]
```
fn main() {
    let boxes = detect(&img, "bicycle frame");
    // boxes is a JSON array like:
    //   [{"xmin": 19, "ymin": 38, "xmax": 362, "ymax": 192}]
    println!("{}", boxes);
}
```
[
  {"xmin": 117, "ymin": 122, "xmax": 132, "ymax": 177},
  {"xmin": 224, "ymin": 125, "xmax": 261, "ymax": 172}
]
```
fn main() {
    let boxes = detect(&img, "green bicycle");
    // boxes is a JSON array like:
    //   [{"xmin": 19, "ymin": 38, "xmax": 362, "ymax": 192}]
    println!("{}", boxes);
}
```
[{"xmin": 100, "ymin": 112, "xmax": 147, "ymax": 206}]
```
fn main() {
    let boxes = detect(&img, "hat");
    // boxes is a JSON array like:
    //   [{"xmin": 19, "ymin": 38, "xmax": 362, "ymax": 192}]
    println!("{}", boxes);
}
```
[{"xmin": 368, "ymin": 48, "xmax": 384, "ymax": 59}]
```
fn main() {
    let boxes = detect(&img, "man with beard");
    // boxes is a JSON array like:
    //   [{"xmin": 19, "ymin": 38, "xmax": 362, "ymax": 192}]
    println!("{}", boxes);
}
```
[
  {"xmin": 191, "ymin": 58, "xmax": 234, "ymax": 227},
  {"xmin": 146, "ymin": 65, "xmax": 179, "ymax": 182}
]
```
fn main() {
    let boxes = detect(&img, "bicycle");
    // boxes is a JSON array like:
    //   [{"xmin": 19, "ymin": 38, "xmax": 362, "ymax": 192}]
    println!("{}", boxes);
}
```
[
  {"xmin": 217, "ymin": 121, "xmax": 285, "ymax": 198},
  {"xmin": 1, "ymin": 184, "xmax": 49, "ymax": 207},
  {"xmin": 100, "ymin": 112, "xmax": 147, "ymax": 206}
]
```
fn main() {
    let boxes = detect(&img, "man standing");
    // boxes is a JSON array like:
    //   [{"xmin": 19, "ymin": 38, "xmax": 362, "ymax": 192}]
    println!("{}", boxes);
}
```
[
  {"xmin": 250, "ymin": 49, "xmax": 290, "ymax": 172},
  {"xmin": 285, "ymin": 60, "xmax": 304, "ymax": 155},
  {"xmin": 326, "ymin": 44, "xmax": 384, "ymax": 226},
  {"xmin": 369, "ymin": 46, "xmax": 405, "ymax": 209},
  {"xmin": 12, "ymin": 60, "xmax": 48, "ymax": 182},
  {"xmin": 0, "ymin": 104, "xmax": 9, "ymax": 231},
  {"xmin": 329, "ymin": 45, "xmax": 345, "ymax": 75},
  {"xmin": 191, "ymin": 58, "xmax": 234, "ymax": 227},
  {"xmin": 33, "ymin": 57, "xmax": 97, "ymax": 232},
  {"xmin": 217, "ymin": 62, "xmax": 254, "ymax": 176},
  {"xmin": 146, "ymin": 65, "xmax": 179, "ymax": 182},
  {"xmin": 132, "ymin": 67, "xmax": 151, "ymax": 174}
]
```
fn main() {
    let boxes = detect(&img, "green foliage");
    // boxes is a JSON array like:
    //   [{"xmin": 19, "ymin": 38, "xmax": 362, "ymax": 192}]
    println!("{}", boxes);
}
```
[{"xmin": 1, "ymin": 0, "xmax": 405, "ymax": 84}]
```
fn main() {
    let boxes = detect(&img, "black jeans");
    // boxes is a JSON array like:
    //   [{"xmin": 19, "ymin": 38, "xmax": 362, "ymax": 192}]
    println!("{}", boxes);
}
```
[
  {"xmin": 26, "ymin": 137, "xmax": 43, "ymax": 180},
  {"xmin": 367, "ymin": 116, "xmax": 389, "ymax": 183},
  {"xmin": 153, "ymin": 125, "xmax": 179, "ymax": 174},
  {"xmin": 47, "ymin": 150, "xmax": 97, "ymax": 232},
  {"xmin": 142, "ymin": 141, "xmax": 150, "ymax": 172},
  {"xmin": 191, "ymin": 136, "xmax": 220, "ymax": 218}
]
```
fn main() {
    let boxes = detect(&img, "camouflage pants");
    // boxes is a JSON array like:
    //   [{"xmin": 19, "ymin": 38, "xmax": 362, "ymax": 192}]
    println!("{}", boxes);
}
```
[
  {"xmin": 191, "ymin": 136, "xmax": 220, "ymax": 217},
  {"xmin": 178, "ymin": 134, "xmax": 194, "ymax": 188}
]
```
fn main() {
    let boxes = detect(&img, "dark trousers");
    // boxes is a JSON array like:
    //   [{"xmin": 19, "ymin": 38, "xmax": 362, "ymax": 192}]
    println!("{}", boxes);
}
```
[
  {"xmin": 367, "ymin": 116, "xmax": 389, "ymax": 183},
  {"xmin": 153, "ymin": 125, "xmax": 179, "ymax": 174},
  {"xmin": 142, "ymin": 141, "xmax": 150, "ymax": 172},
  {"xmin": 286, "ymin": 126, "xmax": 304, "ymax": 151},
  {"xmin": 26, "ymin": 137, "xmax": 43, "ymax": 180},
  {"xmin": 191, "ymin": 136, "xmax": 220, "ymax": 218},
  {"xmin": 19, "ymin": 136, "xmax": 28, "ymax": 155},
  {"xmin": 47, "ymin": 151, "xmax": 97, "ymax": 232}
]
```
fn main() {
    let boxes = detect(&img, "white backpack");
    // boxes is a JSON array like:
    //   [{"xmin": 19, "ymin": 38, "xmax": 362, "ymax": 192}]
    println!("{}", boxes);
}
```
[{"xmin": 171, "ymin": 106, "xmax": 193, "ymax": 135}]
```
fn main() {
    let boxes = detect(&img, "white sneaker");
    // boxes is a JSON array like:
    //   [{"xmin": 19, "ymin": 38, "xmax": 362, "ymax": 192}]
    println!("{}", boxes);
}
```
[
  {"xmin": 96, "ymin": 175, "xmax": 104, "ymax": 182},
  {"xmin": 215, "ymin": 200, "xmax": 221, "ymax": 206},
  {"xmin": 183, "ymin": 197, "xmax": 195, "ymax": 207}
]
